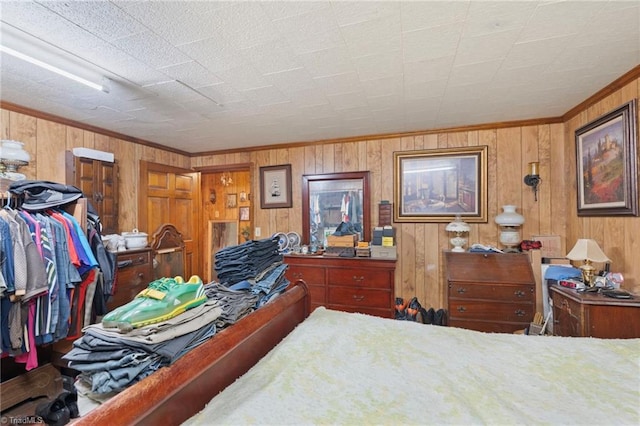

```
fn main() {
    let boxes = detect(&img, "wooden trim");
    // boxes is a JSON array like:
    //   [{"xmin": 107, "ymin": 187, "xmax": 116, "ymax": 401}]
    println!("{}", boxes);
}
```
[
  {"xmin": 193, "ymin": 163, "xmax": 252, "ymax": 172},
  {"xmin": 0, "ymin": 101, "xmax": 190, "ymax": 157},
  {"xmin": 562, "ymin": 64, "xmax": 640, "ymax": 121}
]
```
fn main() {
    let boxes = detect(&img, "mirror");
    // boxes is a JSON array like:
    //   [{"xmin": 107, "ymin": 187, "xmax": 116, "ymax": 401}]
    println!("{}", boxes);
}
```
[
  {"xmin": 207, "ymin": 220, "xmax": 239, "ymax": 282},
  {"xmin": 302, "ymin": 172, "xmax": 370, "ymax": 246}
]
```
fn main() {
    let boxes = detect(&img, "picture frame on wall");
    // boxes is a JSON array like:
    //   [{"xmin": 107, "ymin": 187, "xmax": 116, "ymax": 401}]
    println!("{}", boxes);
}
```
[
  {"xmin": 393, "ymin": 146, "xmax": 488, "ymax": 223},
  {"xmin": 575, "ymin": 99, "xmax": 638, "ymax": 216},
  {"xmin": 260, "ymin": 164, "xmax": 292, "ymax": 209},
  {"xmin": 226, "ymin": 193, "xmax": 237, "ymax": 208},
  {"xmin": 239, "ymin": 206, "xmax": 250, "ymax": 221}
]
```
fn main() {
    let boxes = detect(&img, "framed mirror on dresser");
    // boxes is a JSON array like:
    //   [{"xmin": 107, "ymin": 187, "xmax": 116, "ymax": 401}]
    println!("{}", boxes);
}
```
[{"xmin": 302, "ymin": 171, "xmax": 370, "ymax": 246}]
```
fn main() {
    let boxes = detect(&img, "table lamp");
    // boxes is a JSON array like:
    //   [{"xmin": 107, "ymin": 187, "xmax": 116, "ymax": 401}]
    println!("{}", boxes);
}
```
[
  {"xmin": 445, "ymin": 215, "xmax": 470, "ymax": 252},
  {"xmin": 566, "ymin": 239, "xmax": 610, "ymax": 286}
]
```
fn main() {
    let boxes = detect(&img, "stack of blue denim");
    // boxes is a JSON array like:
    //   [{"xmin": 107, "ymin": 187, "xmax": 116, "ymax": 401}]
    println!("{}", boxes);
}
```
[
  {"xmin": 63, "ymin": 299, "xmax": 223, "ymax": 393},
  {"xmin": 214, "ymin": 237, "xmax": 282, "ymax": 285}
]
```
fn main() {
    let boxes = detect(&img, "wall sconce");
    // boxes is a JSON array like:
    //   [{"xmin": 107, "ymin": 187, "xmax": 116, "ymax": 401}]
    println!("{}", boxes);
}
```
[
  {"xmin": 0, "ymin": 140, "xmax": 31, "ymax": 181},
  {"xmin": 220, "ymin": 172, "xmax": 233, "ymax": 187},
  {"xmin": 494, "ymin": 205, "xmax": 525, "ymax": 252},
  {"xmin": 524, "ymin": 161, "xmax": 541, "ymax": 201},
  {"xmin": 445, "ymin": 215, "xmax": 470, "ymax": 252},
  {"xmin": 566, "ymin": 239, "xmax": 610, "ymax": 286}
]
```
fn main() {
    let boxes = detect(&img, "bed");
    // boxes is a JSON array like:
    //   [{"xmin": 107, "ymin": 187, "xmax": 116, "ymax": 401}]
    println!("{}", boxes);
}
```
[{"xmin": 74, "ymin": 280, "xmax": 640, "ymax": 425}]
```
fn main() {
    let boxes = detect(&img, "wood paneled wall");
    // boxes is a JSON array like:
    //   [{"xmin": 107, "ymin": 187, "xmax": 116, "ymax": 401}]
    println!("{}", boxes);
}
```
[
  {"xmin": 193, "ymin": 124, "xmax": 566, "ymax": 309},
  {"xmin": 0, "ymin": 108, "xmax": 190, "ymax": 235},
  {"xmin": 2, "ymin": 73, "xmax": 639, "ymax": 309}
]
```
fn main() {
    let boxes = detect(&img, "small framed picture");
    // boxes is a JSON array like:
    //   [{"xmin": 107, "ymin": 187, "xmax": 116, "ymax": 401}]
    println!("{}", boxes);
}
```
[
  {"xmin": 260, "ymin": 164, "xmax": 292, "ymax": 209},
  {"xmin": 239, "ymin": 206, "xmax": 250, "ymax": 221},
  {"xmin": 240, "ymin": 191, "xmax": 248, "ymax": 203},
  {"xmin": 226, "ymin": 193, "xmax": 237, "ymax": 208}
]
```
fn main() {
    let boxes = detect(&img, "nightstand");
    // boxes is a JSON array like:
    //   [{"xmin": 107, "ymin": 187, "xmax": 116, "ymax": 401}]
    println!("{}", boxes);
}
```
[{"xmin": 550, "ymin": 284, "xmax": 640, "ymax": 338}]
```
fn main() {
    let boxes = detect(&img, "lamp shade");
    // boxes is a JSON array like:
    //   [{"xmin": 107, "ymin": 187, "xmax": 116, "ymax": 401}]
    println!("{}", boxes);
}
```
[
  {"xmin": 445, "ymin": 215, "xmax": 470, "ymax": 233},
  {"xmin": 494, "ymin": 205, "xmax": 525, "ymax": 226},
  {"xmin": 566, "ymin": 239, "xmax": 610, "ymax": 263}
]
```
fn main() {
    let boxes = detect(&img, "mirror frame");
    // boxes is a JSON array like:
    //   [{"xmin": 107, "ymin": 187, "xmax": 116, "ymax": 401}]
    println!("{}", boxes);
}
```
[{"xmin": 302, "ymin": 171, "xmax": 371, "ymax": 246}]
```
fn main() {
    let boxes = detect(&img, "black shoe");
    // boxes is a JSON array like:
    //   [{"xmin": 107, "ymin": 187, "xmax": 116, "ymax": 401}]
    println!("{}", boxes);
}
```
[
  {"xmin": 61, "ymin": 390, "xmax": 79, "ymax": 419},
  {"xmin": 36, "ymin": 396, "xmax": 70, "ymax": 426},
  {"xmin": 434, "ymin": 309, "xmax": 446, "ymax": 326},
  {"xmin": 407, "ymin": 297, "xmax": 421, "ymax": 321},
  {"xmin": 421, "ymin": 307, "xmax": 435, "ymax": 324},
  {"xmin": 394, "ymin": 297, "xmax": 407, "ymax": 320}
]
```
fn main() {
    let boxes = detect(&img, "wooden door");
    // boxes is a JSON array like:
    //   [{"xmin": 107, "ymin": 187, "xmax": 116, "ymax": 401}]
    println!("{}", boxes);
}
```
[
  {"xmin": 138, "ymin": 161, "xmax": 200, "ymax": 279},
  {"xmin": 65, "ymin": 152, "xmax": 119, "ymax": 234}
]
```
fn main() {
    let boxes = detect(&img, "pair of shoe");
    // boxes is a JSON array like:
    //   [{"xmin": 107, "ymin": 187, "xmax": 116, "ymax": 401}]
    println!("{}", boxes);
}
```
[
  {"xmin": 35, "ymin": 390, "xmax": 78, "ymax": 426},
  {"xmin": 103, "ymin": 275, "xmax": 206, "ymax": 332},
  {"xmin": 420, "ymin": 307, "xmax": 447, "ymax": 326}
]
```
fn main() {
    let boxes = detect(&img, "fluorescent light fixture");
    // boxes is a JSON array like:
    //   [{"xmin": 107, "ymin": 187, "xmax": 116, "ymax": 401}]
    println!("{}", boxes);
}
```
[{"xmin": 0, "ymin": 44, "xmax": 107, "ymax": 92}]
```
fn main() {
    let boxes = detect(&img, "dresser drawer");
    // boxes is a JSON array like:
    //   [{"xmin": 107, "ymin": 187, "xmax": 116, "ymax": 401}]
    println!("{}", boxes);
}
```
[
  {"xmin": 328, "ymin": 268, "xmax": 391, "ymax": 289},
  {"xmin": 108, "ymin": 249, "xmax": 153, "ymax": 311},
  {"xmin": 448, "ymin": 282, "xmax": 534, "ymax": 302},
  {"xmin": 445, "ymin": 252, "xmax": 535, "ymax": 284},
  {"xmin": 328, "ymin": 287, "xmax": 391, "ymax": 309},
  {"xmin": 448, "ymin": 300, "xmax": 533, "ymax": 323},
  {"xmin": 287, "ymin": 265, "xmax": 326, "ymax": 286}
]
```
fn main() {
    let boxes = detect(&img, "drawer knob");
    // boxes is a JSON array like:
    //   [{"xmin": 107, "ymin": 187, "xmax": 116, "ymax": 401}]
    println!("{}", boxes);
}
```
[
  {"xmin": 515, "ymin": 309, "xmax": 525, "ymax": 317},
  {"xmin": 137, "ymin": 273, "xmax": 144, "ymax": 278},
  {"xmin": 352, "ymin": 295, "xmax": 365, "ymax": 302},
  {"xmin": 293, "ymin": 272, "xmax": 303, "ymax": 279},
  {"xmin": 457, "ymin": 287, "xmax": 467, "ymax": 294},
  {"xmin": 352, "ymin": 275, "xmax": 364, "ymax": 282},
  {"xmin": 457, "ymin": 306, "xmax": 466, "ymax": 313},
  {"xmin": 514, "ymin": 290, "xmax": 525, "ymax": 298}
]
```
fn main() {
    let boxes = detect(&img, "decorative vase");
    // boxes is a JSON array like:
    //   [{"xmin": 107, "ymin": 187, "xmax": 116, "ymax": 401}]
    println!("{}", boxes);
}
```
[{"xmin": 494, "ymin": 205, "xmax": 525, "ymax": 252}]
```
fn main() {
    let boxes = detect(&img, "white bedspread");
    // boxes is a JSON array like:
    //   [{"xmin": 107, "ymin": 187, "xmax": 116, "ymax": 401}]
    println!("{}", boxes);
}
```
[{"xmin": 185, "ymin": 307, "xmax": 640, "ymax": 425}]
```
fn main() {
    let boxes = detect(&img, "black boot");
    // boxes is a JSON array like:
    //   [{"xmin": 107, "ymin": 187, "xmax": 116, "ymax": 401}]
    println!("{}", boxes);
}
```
[
  {"xmin": 394, "ymin": 297, "xmax": 407, "ymax": 320},
  {"xmin": 407, "ymin": 297, "xmax": 421, "ymax": 321}
]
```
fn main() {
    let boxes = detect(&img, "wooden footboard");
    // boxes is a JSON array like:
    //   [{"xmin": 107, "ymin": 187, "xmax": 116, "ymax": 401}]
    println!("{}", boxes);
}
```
[{"xmin": 75, "ymin": 280, "xmax": 310, "ymax": 426}]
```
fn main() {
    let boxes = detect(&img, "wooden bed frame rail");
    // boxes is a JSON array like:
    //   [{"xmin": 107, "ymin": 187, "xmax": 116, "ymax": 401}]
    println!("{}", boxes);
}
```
[{"xmin": 75, "ymin": 280, "xmax": 310, "ymax": 425}]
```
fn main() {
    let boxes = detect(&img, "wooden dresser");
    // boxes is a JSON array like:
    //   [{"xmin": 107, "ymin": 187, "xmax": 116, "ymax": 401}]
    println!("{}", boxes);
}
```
[
  {"xmin": 284, "ymin": 255, "xmax": 396, "ymax": 318},
  {"xmin": 108, "ymin": 247, "xmax": 154, "ymax": 311},
  {"xmin": 444, "ymin": 251, "xmax": 536, "ymax": 333},
  {"xmin": 550, "ymin": 284, "xmax": 640, "ymax": 338}
]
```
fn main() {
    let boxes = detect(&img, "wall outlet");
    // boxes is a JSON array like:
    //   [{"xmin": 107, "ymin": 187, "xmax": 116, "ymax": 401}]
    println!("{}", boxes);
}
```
[{"xmin": 255, "ymin": 227, "xmax": 261, "ymax": 237}]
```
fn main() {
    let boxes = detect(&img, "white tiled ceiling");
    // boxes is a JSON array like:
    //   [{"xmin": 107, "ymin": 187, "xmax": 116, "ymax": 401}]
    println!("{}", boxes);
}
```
[{"xmin": 0, "ymin": 1, "xmax": 638, "ymax": 154}]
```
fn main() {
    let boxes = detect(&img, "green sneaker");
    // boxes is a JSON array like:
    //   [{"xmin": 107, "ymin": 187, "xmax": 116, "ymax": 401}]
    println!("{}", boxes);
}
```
[{"xmin": 102, "ymin": 275, "xmax": 206, "ymax": 332}]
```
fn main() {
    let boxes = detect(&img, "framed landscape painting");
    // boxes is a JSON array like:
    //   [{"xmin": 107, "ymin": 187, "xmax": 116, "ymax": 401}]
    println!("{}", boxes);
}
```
[{"xmin": 575, "ymin": 99, "xmax": 638, "ymax": 216}]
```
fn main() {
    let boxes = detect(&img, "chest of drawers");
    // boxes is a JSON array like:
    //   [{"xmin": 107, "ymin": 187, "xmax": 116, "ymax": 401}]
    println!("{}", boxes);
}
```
[
  {"xmin": 445, "ymin": 251, "xmax": 536, "ymax": 333},
  {"xmin": 550, "ymin": 284, "xmax": 640, "ymax": 338},
  {"xmin": 284, "ymin": 255, "xmax": 396, "ymax": 318},
  {"xmin": 108, "ymin": 247, "xmax": 153, "ymax": 311}
]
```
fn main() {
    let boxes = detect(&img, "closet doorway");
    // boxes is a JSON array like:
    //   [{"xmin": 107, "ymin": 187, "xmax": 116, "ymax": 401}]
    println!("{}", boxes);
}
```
[{"xmin": 197, "ymin": 164, "xmax": 252, "ymax": 283}]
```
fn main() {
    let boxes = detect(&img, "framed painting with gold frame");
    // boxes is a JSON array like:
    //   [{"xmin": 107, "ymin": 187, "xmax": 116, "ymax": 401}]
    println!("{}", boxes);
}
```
[{"xmin": 393, "ymin": 146, "xmax": 488, "ymax": 223}]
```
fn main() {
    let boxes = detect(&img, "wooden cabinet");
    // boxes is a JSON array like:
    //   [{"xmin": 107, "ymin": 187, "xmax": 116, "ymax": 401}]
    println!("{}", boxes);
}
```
[
  {"xmin": 444, "ymin": 251, "xmax": 536, "ymax": 333},
  {"xmin": 108, "ymin": 248, "xmax": 153, "ymax": 312},
  {"xmin": 65, "ymin": 151, "xmax": 118, "ymax": 235},
  {"xmin": 284, "ymin": 255, "xmax": 395, "ymax": 318},
  {"xmin": 550, "ymin": 284, "xmax": 640, "ymax": 338}
]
